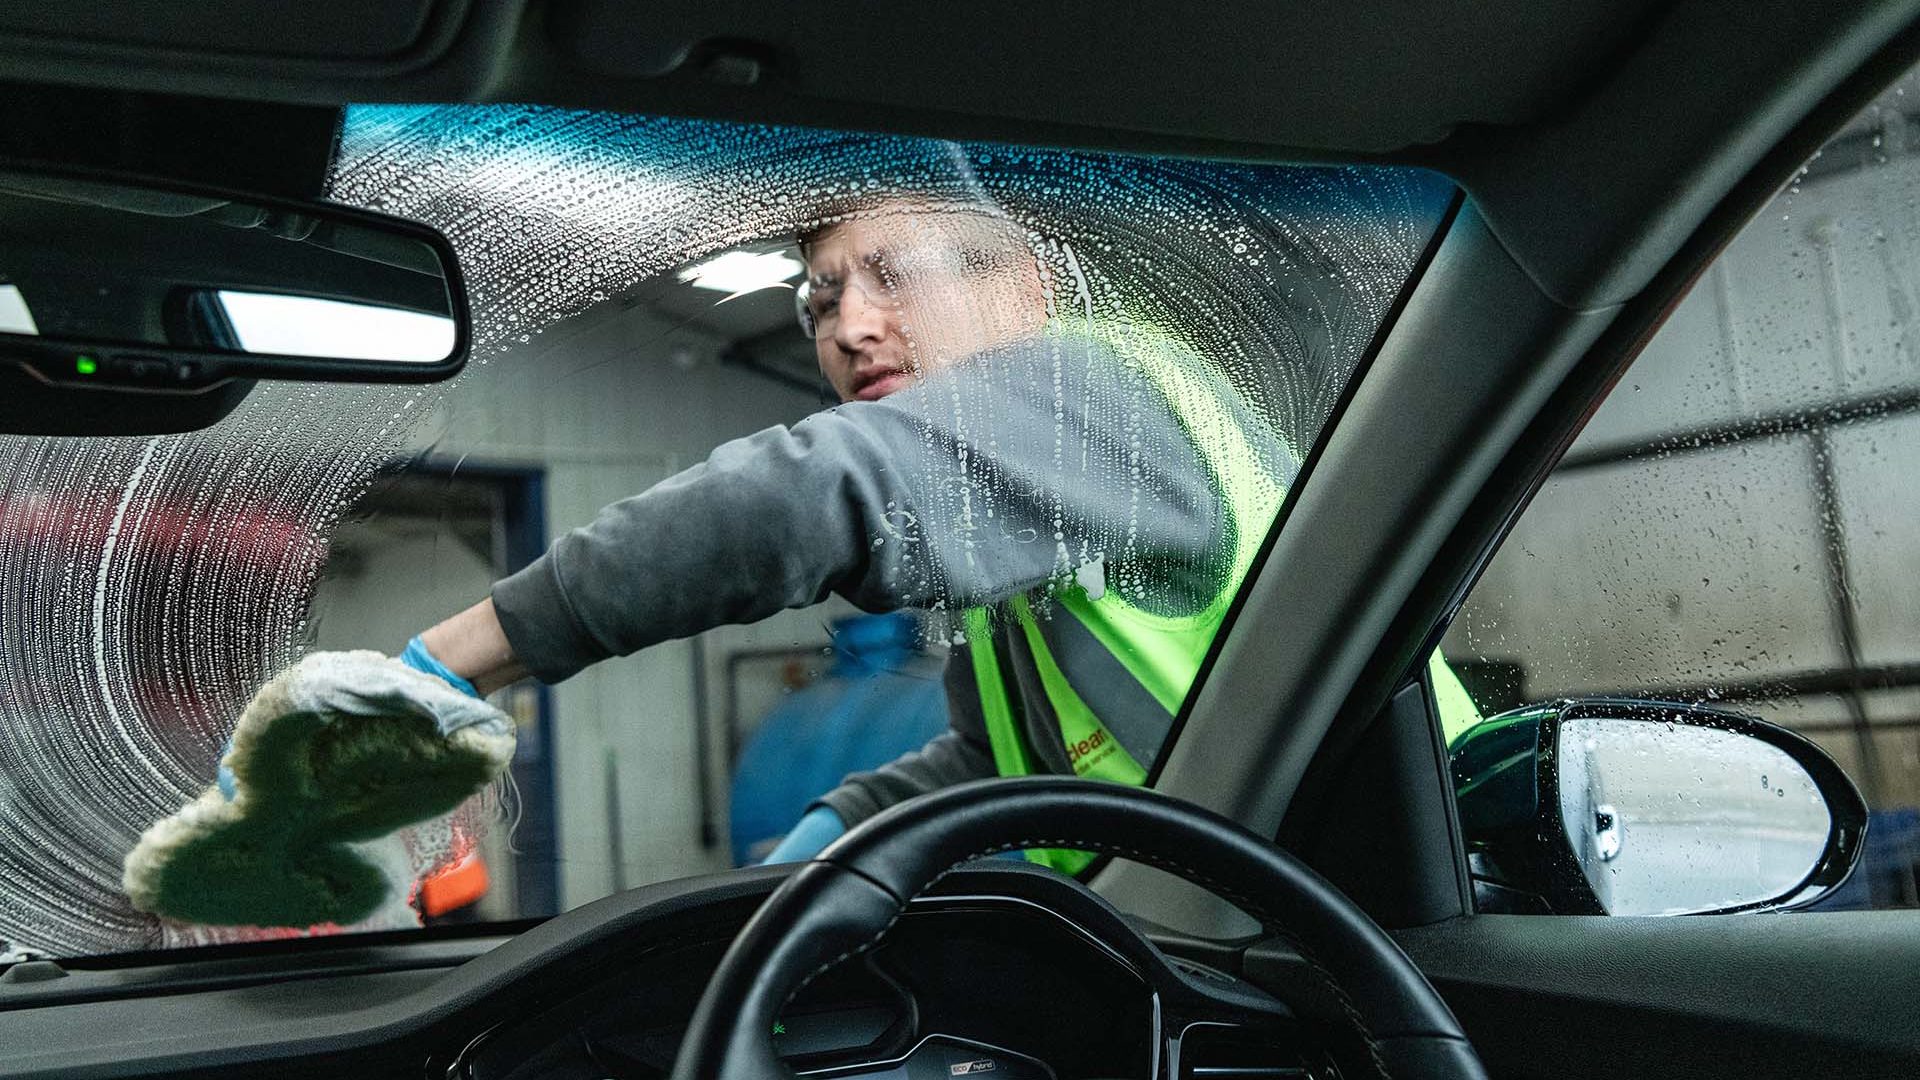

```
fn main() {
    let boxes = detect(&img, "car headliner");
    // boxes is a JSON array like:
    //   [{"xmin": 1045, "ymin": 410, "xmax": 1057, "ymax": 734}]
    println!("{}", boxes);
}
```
[{"xmin": 0, "ymin": 1, "xmax": 1914, "ymax": 311}]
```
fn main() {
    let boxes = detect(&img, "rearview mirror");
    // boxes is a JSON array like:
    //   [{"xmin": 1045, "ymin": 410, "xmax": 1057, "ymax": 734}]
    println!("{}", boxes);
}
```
[
  {"xmin": 1451, "ymin": 699, "xmax": 1867, "ymax": 915},
  {"xmin": 0, "ymin": 168, "xmax": 468, "ymax": 399}
]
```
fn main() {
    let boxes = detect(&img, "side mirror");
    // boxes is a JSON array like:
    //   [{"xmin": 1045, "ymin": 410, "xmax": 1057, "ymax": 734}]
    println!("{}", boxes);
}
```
[{"xmin": 1450, "ymin": 699, "xmax": 1868, "ymax": 915}]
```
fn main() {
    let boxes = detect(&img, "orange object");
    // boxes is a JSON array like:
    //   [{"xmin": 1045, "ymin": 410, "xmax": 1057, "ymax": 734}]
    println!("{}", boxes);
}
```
[{"xmin": 420, "ymin": 853, "xmax": 490, "ymax": 916}]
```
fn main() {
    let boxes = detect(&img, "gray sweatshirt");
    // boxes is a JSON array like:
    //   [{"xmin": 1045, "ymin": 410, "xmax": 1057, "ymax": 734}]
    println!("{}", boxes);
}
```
[{"xmin": 491, "ymin": 332, "xmax": 1293, "ymax": 826}]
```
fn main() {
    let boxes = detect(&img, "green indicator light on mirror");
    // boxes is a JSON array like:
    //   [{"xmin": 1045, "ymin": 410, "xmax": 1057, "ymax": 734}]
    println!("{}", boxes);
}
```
[
  {"xmin": 75, "ymin": 355, "xmax": 98, "ymax": 376},
  {"xmin": 773, "ymin": 1021, "xmax": 786, "ymax": 1036}
]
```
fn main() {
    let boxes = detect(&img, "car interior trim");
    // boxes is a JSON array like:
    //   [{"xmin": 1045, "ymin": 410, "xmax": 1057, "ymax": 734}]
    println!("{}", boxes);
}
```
[
  {"xmin": 1316, "ymin": 13, "xmax": 1920, "ymax": 862},
  {"xmin": 1106, "ymin": 6, "xmax": 1920, "ymax": 939}
]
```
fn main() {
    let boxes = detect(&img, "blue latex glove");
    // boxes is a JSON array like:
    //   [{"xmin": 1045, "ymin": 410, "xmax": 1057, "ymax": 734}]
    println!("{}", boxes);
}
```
[
  {"xmin": 215, "ymin": 637, "xmax": 480, "ymax": 800},
  {"xmin": 761, "ymin": 805, "xmax": 847, "ymax": 864},
  {"xmin": 400, "ymin": 635, "xmax": 483, "ymax": 699}
]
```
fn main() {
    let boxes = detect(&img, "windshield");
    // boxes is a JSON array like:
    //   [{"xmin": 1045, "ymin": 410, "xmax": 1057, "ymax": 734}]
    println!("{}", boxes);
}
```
[{"xmin": 0, "ymin": 105, "xmax": 1451, "ymax": 959}]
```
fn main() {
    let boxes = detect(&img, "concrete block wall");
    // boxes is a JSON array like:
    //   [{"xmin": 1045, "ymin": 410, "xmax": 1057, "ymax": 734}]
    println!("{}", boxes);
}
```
[{"xmin": 1447, "ymin": 151, "xmax": 1920, "ymax": 810}]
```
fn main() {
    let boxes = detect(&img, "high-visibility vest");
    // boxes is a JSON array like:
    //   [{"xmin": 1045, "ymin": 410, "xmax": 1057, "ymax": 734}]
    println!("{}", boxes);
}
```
[
  {"xmin": 963, "ymin": 328, "xmax": 1486, "ymax": 874},
  {"xmin": 964, "ymin": 326, "xmax": 1291, "ymax": 873}
]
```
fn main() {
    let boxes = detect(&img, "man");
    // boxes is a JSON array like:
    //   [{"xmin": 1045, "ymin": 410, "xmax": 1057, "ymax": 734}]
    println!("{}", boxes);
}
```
[{"xmin": 402, "ymin": 178, "xmax": 1302, "ymax": 872}]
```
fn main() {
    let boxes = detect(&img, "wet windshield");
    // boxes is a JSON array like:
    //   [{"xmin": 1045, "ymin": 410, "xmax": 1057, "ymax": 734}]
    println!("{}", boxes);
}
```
[{"xmin": 0, "ymin": 105, "xmax": 1451, "ymax": 958}]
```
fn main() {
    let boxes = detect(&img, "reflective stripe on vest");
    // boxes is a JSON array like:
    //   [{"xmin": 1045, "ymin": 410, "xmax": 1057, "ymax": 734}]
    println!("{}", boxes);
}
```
[
  {"xmin": 964, "ymin": 604, "xmax": 1117, "ymax": 875},
  {"xmin": 966, "ymin": 328, "xmax": 1294, "ymax": 874},
  {"xmin": 1053, "ymin": 327, "xmax": 1289, "ymax": 714}
]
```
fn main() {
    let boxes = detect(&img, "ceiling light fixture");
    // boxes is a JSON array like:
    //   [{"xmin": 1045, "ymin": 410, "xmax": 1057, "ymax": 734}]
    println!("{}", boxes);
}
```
[{"xmin": 677, "ymin": 250, "xmax": 805, "ymax": 295}]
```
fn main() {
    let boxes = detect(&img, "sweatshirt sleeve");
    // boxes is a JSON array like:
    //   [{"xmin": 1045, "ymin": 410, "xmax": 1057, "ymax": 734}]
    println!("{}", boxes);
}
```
[
  {"xmin": 813, "ymin": 730, "xmax": 997, "ymax": 825},
  {"xmin": 813, "ymin": 645, "xmax": 1000, "ymax": 825},
  {"xmin": 492, "ymin": 335, "xmax": 1252, "ymax": 684}
]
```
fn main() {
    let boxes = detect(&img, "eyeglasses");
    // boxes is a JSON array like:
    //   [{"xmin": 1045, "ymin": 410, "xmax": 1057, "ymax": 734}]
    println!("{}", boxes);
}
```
[{"xmin": 795, "ymin": 241, "xmax": 1018, "ymax": 339}]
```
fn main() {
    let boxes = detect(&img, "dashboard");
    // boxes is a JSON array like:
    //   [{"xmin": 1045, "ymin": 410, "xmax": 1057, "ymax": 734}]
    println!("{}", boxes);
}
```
[
  {"xmin": 447, "ymin": 863, "xmax": 1327, "ymax": 1080},
  {"xmin": 462, "ymin": 899, "xmax": 1153, "ymax": 1078},
  {"xmin": 0, "ymin": 862, "xmax": 1332, "ymax": 1079}
]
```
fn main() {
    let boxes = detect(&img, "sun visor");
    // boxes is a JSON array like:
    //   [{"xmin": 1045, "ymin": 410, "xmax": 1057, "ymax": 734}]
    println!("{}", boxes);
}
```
[
  {"xmin": 0, "ymin": 3, "xmax": 436, "ymax": 62},
  {"xmin": 0, "ymin": 82, "xmax": 340, "ymax": 200}
]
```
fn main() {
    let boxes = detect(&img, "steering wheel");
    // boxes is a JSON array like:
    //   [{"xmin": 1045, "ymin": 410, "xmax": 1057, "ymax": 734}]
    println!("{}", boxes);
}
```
[{"xmin": 670, "ymin": 777, "xmax": 1487, "ymax": 1079}]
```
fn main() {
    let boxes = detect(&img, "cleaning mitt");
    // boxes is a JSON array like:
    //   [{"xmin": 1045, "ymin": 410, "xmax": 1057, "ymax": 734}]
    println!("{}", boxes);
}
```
[{"xmin": 123, "ymin": 650, "xmax": 515, "ymax": 929}]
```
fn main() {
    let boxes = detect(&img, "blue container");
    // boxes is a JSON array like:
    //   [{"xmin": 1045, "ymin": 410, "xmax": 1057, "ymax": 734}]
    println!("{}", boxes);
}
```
[{"xmin": 729, "ymin": 613, "xmax": 950, "ymax": 865}]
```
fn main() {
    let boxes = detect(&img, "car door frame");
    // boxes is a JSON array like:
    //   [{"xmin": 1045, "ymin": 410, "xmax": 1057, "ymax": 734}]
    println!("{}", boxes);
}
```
[
  {"xmin": 1239, "ymin": 13, "xmax": 1920, "ymax": 1080},
  {"xmin": 1099, "ymin": 0, "xmax": 1920, "ymax": 923}
]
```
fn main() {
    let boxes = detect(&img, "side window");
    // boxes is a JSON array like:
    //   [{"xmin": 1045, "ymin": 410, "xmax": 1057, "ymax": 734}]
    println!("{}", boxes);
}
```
[{"xmin": 1443, "ymin": 72, "xmax": 1920, "ymax": 914}]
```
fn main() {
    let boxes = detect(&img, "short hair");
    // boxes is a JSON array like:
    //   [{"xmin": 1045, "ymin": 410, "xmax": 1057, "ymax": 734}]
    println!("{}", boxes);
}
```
[
  {"xmin": 794, "ymin": 141, "xmax": 1012, "ymax": 259},
  {"xmin": 795, "ymin": 199, "xmax": 1026, "ymax": 267}
]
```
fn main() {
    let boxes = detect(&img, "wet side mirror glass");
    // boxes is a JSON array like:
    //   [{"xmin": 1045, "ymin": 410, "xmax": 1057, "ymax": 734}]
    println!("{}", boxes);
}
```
[
  {"xmin": 1556, "ymin": 717, "xmax": 1832, "ymax": 915},
  {"xmin": 1451, "ymin": 700, "xmax": 1868, "ymax": 915}
]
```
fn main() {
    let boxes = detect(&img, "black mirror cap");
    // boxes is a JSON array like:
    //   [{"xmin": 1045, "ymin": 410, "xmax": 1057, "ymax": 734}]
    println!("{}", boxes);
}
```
[{"xmin": 1449, "ymin": 698, "xmax": 1870, "ymax": 916}]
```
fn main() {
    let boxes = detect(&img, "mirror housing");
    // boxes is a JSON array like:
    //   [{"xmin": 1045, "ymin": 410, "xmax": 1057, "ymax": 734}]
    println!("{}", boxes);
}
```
[
  {"xmin": 1450, "ymin": 699, "xmax": 1868, "ymax": 915},
  {"xmin": 0, "ymin": 165, "xmax": 469, "ymax": 436}
]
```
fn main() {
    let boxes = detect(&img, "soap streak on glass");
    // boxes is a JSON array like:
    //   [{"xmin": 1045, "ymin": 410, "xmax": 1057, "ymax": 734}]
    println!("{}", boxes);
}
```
[{"xmin": 0, "ymin": 104, "xmax": 1451, "ymax": 956}]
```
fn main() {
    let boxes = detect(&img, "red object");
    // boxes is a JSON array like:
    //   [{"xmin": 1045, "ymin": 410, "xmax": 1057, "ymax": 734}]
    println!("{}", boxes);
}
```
[{"xmin": 420, "ymin": 853, "xmax": 490, "ymax": 916}]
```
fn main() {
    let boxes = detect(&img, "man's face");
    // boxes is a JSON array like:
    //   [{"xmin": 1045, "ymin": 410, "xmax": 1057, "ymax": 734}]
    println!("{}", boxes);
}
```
[{"xmin": 803, "ymin": 208, "xmax": 1045, "ymax": 403}]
